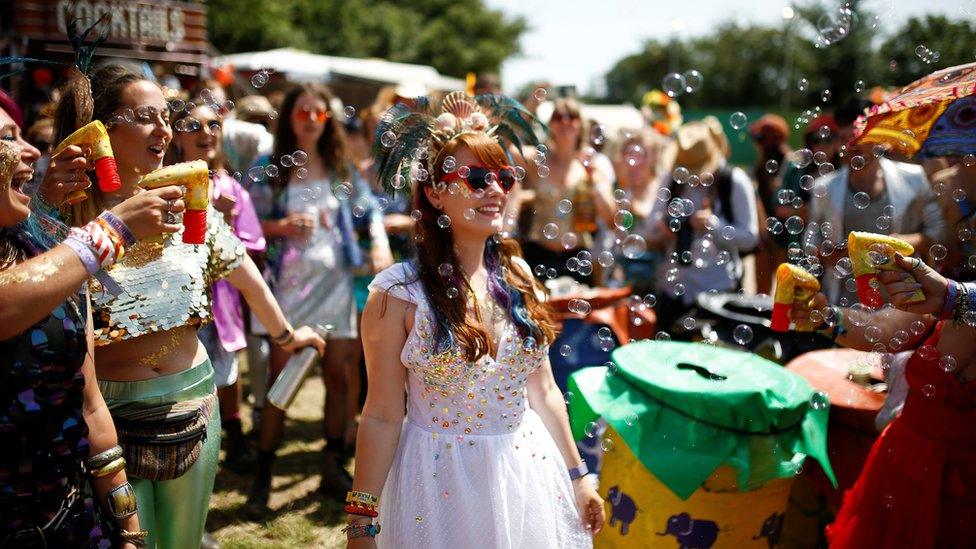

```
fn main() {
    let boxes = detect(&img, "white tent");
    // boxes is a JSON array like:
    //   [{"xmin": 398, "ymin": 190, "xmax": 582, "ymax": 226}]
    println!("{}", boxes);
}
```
[
  {"xmin": 212, "ymin": 48, "xmax": 465, "ymax": 92},
  {"xmin": 537, "ymin": 101, "xmax": 645, "ymax": 138}
]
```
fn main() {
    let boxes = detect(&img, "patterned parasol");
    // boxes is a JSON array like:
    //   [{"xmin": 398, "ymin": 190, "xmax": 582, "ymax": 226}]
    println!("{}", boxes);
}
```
[{"xmin": 852, "ymin": 62, "xmax": 976, "ymax": 158}]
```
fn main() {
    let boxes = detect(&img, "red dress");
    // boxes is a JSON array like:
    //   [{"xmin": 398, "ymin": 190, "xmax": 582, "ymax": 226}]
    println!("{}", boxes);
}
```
[{"xmin": 827, "ymin": 322, "xmax": 976, "ymax": 548}]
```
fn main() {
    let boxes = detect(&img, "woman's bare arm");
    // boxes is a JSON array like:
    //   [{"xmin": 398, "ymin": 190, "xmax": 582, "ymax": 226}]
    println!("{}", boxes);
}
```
[{"xmin": 0, "ymin": 246, "xmax": 89, "ymax": 340}]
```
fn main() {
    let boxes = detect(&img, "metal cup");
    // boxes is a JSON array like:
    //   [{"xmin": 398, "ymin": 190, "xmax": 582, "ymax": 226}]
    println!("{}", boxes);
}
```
[{"xmin": 265, "ymin": 324, "xmax": 332, "ymax": 410}]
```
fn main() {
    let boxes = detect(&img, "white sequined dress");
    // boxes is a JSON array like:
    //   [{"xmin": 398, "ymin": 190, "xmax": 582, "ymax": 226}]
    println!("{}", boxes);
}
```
[{"xmin": 368, "ymin": 263, "xmax": 592, "ymax": 549}]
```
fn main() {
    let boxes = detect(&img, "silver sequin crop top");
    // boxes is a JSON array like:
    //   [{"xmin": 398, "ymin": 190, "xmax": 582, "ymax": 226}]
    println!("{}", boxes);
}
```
[{"xmin": 90, "ymin": 207, "xmax": 246, "ymax": 345}]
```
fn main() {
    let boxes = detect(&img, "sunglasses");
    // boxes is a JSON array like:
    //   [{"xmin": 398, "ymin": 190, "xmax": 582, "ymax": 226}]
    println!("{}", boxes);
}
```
[
  {"xmin": 441, "ymin": 165, "xmax": 517, "ymax": 194},
  {"xmin": 551, "ymin": 112, "xmax": 579, "ymax": 123},
  {"xmin": 294, "ymin": 107, "xmax": 329, "ymax": 123}
]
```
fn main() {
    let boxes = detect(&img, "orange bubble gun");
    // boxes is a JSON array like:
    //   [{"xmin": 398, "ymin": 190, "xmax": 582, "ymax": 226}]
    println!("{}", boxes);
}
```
[
  {"xmin": 139, "ymin": 160, "xmax": 210, "ymax": 244},
  {"xmin": 51, "ymin": 121, "xmax": 121, "ymax": 205},
  {"xmin": 848, "ymin": 231, "xmax": 925, "ymax": 309},
  {"xmin": 771, "ymin": 263, "xmax": 821, "ymax": 332}
]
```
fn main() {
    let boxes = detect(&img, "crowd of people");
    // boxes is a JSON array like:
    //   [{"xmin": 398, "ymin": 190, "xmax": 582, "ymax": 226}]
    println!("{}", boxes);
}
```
[{"xmin": 1, "ymin": 50, "xmax": 975, "ymax": 549}]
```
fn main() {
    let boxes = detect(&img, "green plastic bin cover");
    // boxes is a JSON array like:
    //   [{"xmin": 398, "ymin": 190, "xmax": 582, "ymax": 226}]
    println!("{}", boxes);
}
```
[{"xmin": 568, "ymin": 340, "xmax": 836, "ymax": 500}]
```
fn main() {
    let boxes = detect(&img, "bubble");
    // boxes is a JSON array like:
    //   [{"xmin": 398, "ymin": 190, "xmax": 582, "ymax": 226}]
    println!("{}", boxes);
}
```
[
  {"xmin": 864, "ymin": 325, "xmax": 882, "ymax": 343},
  {"xmin": 682, "ymin": 70, "xmax": 703, "ymax": 93},
  {"xmin": 655, "ymin": 331, "xmax": 672, "ymax": 342},
  {"xmin": 813, "ymin": 150, "xmax": 828, "ymax": 165},
  {"xmin": 598, "ymin": 251, "xmax": 615, "ymax": 267},
  {"xmin": 834, "ymin": 257, "xmax": 853, "ymax": 278},
  {"xmin": 533, "ymin": 87, "xmax": 548, "ymax": 102},
  {"xmin": 601, "ymin": 438, "xmax": 615, "ymax": 452},
  {"xmin": 556, "ymin": 344, "xmax": 572, "ymax": 358},
  {"xmin": 852, "ymin": 192, "xmax": 871, "ymax": 209},
  {"xmin": 872, "ymin": 144, "xmax": 886, "ymax": 158},
  {"xmin": 561, "ymin": 232, "xmax": 578, "ymax": 250},
  {"xmin": 672, "ymin": 166, "xmax": 690, "ymax": 184},
  {"xmin": 563, "ymin": 391, "xmax": 574, "ymax": 405},
  {"xmin": 279, "ymin": 155, "xmax": 294, "ymax": 168},
  {"xmin": 537, "ymin": 165, "xmax": 550, "ymax": 178},
  {"xmin": 921, "ymin": 384, "xmax": 936, "ymax": 398},
  {"xmin": 446, "ymin": 286, "xmax": 459, "ymax": 299},
  {"xmin": 766, "ymin": 217, "xmax": 784, "ymax": 235},
  {"xmin": 625, "ymin": 413, "xmax": 639, "ymax": 427},
  {"xmin": 850, "ymin": 155, "xmax": 866, "ymax": 170},
  {"xmin": 410, "ymin": 209, "xmax": 423, "ymax": 222},
  {"xmin": 250, "ymin": 71, "xmax": 269, "ymax": 88},
  {"xmin": 682, "ymin": 317, "xmax": 697, "ymax": 330},
  {"xmin": 729, "ymin": 112, "xmax": 748, "ymax": 130},
  {"xmin": 963, "ymin": 154, "xmax": 976, "ymax": 167},
  {"xmin": 441, "ymin": 156, "xmax": 458, "ymax": 173},
  {"xmin": 622, "ymin": 234, "xmax": 647, "ymax": 259},
  {"xmin": 292, "ymin": 150, "xmax": 308, "ymax": 166},
  {"xmin": 810, "ymin": 391, "xmax": 829, "ymax": 410},
  {"xmin": 730, "ymin": 324, "xmax": 753, "ymax": 345},
  {"xmin": 391, "ymin": 174, "xmax": 406, "ymax": 190},
  {"xmin": 821, "ymin": 89, "xmax": 832, "ymax": 103},
  {"xmin": 643, "ymin": 294, "xmax": 657, "ymax": 308},
  {"xmin": 854, "ymin": 80, "xmax": 865, "ymax": 93},
  {"xmin": 545, "ymin": 268, "xmax": 557, "ymax": 279},
  {"xmin": 929, "ymin": 244, "xmax": 947, "ymax": 262},
  {"xmin": 584, "ymin": 421, "xmax": 599, "ymax": 438},
  {"xmin": 265, "ymin": 164, "xmax": 279, "ymax": 178},
  {"xmin": 799, "ymin": 174, "xmax": 815, "ymax": 191},
  {"xmin": 785, "ymin": 216, "xmax": 805, "ymax": 235},
  {"xmin": 818, "ymin": 163, "xmax": 835, "ymax": 176},
  {"xmin": 917, "ymin": 345, "xmax": 938, "ymax": 362},
  {"xmin": 557, "ymin": 199, "xmax": 573, "ymax": 215},
  {"xmin": 568, "ymin": 298, "xmax": 592, "ymax": 316},
  {"xmin": 662, "ymin": 72, "xmax": 686, "ymax": 97},
  {"xmin": 939, "ymin": 355, "xmax": 957, "ymax": 373},
  {"xmin": 461, "ymin": 208, "xmax": 475, "ymax": 220},
  {"xmin": 765, "ymin": 159, "xmax": 779, "ymax": 174},
  {"xmin": 797, "ymin": 78, "xmax": 808, "ymax": 92},
  {"xmin": 673, "ymin": 283, "xmax": 686, "ymax": 296},
  {"xmin": 379, "ymin": 131, "xmax": 397, "ymax": 149},
  {"xmin": 247, "ymin": 166, "xmax": 266, "ymax": 182},
  {"xmin": 523, "ymin": 336, "xmax": 538, "ymax": 351},
  {"xmin": 342, "ymin": 105, "xmax": 355, "ymax": 119},
  {"xmin": 657, "ymin": 187, "xmax": 672, "ymax": 203},
  {"xmin": 721, "ymin": 226, "xmax": 736, "ymax": 240},
  {"xmin": 437, "ymin": 263, "xmax": 454, "ymax": 278},
  {"xmin": 613, "ymin": 210, "xmax": 634, "ymax": 230},
  {"xmin": 953, "ymin": 188, "xmax": 967, "ymax": 203}
]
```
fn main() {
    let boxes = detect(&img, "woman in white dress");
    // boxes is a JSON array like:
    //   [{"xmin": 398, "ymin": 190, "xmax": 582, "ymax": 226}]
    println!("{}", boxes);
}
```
[{"xmin": 345, "ymin": 93, "xmax": 604, "ymax": 548}]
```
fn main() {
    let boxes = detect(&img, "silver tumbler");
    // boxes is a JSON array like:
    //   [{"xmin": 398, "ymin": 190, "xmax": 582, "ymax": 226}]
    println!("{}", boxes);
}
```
[{"xmin": 266, "ymin": 325, "xmax": 331, "ymax": 410}]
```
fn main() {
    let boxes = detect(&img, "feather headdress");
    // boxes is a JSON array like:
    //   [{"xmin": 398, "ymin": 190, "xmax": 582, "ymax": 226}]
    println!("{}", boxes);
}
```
[{"xmin": 373, "ymin": 92, "xmax": 545, "ymax": 195}]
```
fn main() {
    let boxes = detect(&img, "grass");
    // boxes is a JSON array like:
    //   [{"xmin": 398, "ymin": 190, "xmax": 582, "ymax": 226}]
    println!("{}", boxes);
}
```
[{"xmin": 208, "ymin": 357, "xmax": 349, "ymax": 548}]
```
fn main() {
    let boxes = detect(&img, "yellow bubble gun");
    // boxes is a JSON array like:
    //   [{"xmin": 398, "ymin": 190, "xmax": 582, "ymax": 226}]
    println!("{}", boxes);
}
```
[
  {"xmin": 138, "ymin": 160, "xmax": 210, "ymax": 244},
  {"xmin": 771, "ymin": 263, "xmax": 821, "ymax": 332},
  {"xmin": 848, "ymin": 231, "xmax": 925, "ymax": 309},
  {"xmin": 51, "ymin": 120, "xmax": 121, "ymax": 205}
]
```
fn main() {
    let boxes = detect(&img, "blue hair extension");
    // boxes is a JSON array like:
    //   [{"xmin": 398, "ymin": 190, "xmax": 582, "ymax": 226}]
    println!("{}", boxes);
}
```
[{"xmin": 485, "ymin": 238, "xmax": 542, "ymax": 343}]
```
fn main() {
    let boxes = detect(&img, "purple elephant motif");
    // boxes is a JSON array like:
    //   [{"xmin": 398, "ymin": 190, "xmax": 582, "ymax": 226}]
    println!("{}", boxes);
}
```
[
  {"xmin": 752, "ymin": 512, "xmax": 784, "ymax": 547},
  {"xmin": 657, "ymin": 512, "xmax": 719, "ymax": 548},
  {"xmin": 606, "ymin": 485, "xmax": 638, "ymax": 536}
]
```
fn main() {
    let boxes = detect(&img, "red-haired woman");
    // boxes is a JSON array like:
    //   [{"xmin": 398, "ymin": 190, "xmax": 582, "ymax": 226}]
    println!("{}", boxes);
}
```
[{"xmin": 345, "ymin": 93, "xmax": 603, "ymax": 547}]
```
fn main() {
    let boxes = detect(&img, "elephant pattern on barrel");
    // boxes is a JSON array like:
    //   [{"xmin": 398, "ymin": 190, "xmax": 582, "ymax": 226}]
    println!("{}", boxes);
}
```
[
  {"xmin": 657, "ymin": 512, "xmax": 720, "ymax": 548},
  {"xmin": 606, "ymin": 485, "xmax": 638, "ymax": 535},
  {"xmin": 752, "ymin": 512, "xmax": 784, "ymax": 547}
]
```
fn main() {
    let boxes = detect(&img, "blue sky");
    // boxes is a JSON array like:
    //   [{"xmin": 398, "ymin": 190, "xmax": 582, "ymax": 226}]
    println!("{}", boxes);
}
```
[{"xmin": 486, "ymin": 0, "xmax": 972, "ymax": 94}]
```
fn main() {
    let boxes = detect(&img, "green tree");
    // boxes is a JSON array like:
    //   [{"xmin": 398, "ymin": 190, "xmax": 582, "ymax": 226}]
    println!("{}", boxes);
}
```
[
  {"xmin": 207, "ymin": 0, "xmax": 526, "ymax": 77},
  {"xmin": 880, "ymin": 15, "xmax": 976, "ymax": 87}
]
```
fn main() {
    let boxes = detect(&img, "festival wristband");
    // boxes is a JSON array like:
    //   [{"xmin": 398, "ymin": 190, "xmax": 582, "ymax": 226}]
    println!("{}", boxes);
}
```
[
  {"xmin": 97, "ymin": 211, "xmax": 136, "ymax": 247},
  {"xmin": 940, "ymin": 280, "xmax": 959, "ymax": 320},
  {"xmin": 95, "ymin": 217, "xmax": 126, "ymax": 261},
  {"xmin": 63, "ymin": 236, "xmax": 101, "ymax": 275},
  {"xmin": 346, "ymin": 491, "xmax": 379, "ymax": 505}
]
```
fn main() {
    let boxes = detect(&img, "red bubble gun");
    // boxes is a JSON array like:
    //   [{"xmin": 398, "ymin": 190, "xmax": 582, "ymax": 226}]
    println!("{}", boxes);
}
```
[
  {"xmin": 847, "ymin": 231, "xmax": 924, "ymax": 309},
  {"xmin": 138, "ymin": 160, "xmax": 210, "ymax": 244},
  {"xmin": 771, "ymin": 263, "xmax": 821, "ymax": 332},
  {"xmin": 51, "ymin": 121, "xmax": 121, "ymax": 205}
]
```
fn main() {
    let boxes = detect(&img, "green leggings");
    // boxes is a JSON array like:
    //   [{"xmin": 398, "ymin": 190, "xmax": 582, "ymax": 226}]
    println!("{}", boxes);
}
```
[{"xmin": 100, "ymin": 360, "xmax": 221, "ymax": 549}]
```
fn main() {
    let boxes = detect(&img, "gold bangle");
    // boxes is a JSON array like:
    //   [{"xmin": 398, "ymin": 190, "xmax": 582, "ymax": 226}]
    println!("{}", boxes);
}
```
[
  {"xmin": 93, "ymin": 456, "xmax": 127, "ymax": 478},
  {"xmin": 86, "ymin": 445, "xmax": 123, "ymax": 471},
  {"xmin": 106, "ymin": 482, "xmax": 138, "ymax": 520},
  {"xmin": 119, "ymin": 529, "xmax": 149, "ymax": 548}
]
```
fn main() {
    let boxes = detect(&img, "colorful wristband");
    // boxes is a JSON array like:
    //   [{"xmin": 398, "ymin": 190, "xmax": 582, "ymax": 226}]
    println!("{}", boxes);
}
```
[
  {"xmin": 940, "ymin": 280, "xmax": 959, "ymax": 320},
  {"xmin": 97, "ymin": 211, "xmax": 136, "ymax": 247},
  {"xmin": 63, "ymin": 236, "xmax": 101, "ymax": 275},
  {"xmin": 343, "ymin": 523, "xmax": 381, "ymax": 539},
  {"xmin": 568, "ymin": 462, "xmax": 589, "ymax": 480}
]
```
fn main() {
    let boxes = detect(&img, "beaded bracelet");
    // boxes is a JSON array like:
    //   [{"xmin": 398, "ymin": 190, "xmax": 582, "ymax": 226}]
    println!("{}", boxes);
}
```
[
  {"xmin": 344, "ymin": 502, "xmax": 379, "ymax": 517},
  {"xmin": 343, "ymin": 523, "xmax": 381, "ymax": 539},
  {"xmin": 97, "ymin": 211, "xmax": 136, "ymax": 247}
]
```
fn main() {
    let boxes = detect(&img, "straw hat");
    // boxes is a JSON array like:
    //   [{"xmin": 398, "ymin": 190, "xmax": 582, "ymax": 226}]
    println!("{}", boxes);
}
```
[
  {"xmin": 234, "ymin": 95, "xmax": 275, "ymax": 122},
  {"xmin": 662, "ymin": 118, "xmax": 727, "ymax": 176}
]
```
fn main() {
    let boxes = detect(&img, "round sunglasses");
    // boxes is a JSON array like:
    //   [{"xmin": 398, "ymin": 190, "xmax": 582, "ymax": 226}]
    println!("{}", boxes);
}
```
[{"xmin": 440, "ymin": 165, "xmax": 517, "ymax": 194}]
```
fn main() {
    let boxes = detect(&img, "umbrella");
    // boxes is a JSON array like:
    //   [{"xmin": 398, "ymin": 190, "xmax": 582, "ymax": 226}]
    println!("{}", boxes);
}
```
[{"xmin": 852, "ymin": 62, "xmax": 976, "ymax": 158}]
